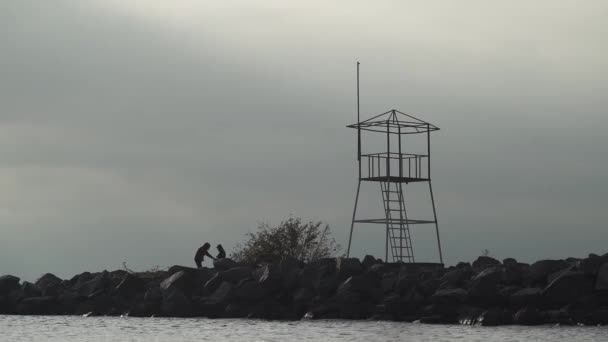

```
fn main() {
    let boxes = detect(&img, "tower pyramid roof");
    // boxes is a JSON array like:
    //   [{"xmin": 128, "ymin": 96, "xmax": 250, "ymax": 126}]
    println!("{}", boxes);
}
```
[{"xmin": 347, "ymin": 109, "xmax": 439, "ymax": 134}]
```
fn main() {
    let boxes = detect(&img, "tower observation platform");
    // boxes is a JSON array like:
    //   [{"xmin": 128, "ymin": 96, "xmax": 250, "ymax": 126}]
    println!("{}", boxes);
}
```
[{"xmin": 345, "ymin": 67, "xmax": 444, "ymax": 264}]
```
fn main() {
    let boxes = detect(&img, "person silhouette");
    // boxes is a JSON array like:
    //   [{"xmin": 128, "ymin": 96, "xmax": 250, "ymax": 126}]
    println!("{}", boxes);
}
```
[
  {"xmin": 216, "ymin": 244, "xmax": 226, "ymax": 259},
  {"xmin": 194, "ymin": 242, "xmax": 215, "ymax": 268}
]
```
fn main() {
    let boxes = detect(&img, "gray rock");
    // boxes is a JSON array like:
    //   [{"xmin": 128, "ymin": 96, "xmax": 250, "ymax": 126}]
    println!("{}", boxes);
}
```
[
  {"xmin": 525, "ymin": 260, "xmax": 569, "ymax": 286},
  {"xmin": 431, "ymin": 288, "xmax": 467, "ymax": 305},
  {"xmin": 502, "ymin": 262, "xmax": 528, "ymax": 286},
  {"xmin": 293, "ymin": 287, "xmax": 314, "ymax": 309},
  {"xmin": 115, "ymin": 273, "xmax": 145, "ymax": 297},
  {"xmin": 577, "ymin": 254, "xmax": 608, "ymax": 276},
  {"xmin": 159, "ymin": 271, "xmax": 196, "ymax": 316},
  {"xmin": 361, "ymin": 255, "xmax": 380, "ymax": 269},
  {"xmin": 203, "ymin": 273, "xmax": 222, "ymax": 293},
  {"xmin": 0, "ymin": 275, "xmax": 20, "ymax": 295},
  {"xmin": 213, "ymin": 258, "xmax": 238, "ymax": 271},
  {"xmin": 338, "ymin": 272, "xmax": 380, "ymax": 295},
  {"xmin": 543, "ymin": 271, "xmax": 593, "ymax": 304},
  {"xmin": 160, "ymin": 271, "xmax": 195, "ymax": 296},
  {"xmin": 220, "ymin": 267, "xmax": 253, "ymax": 283},
  {"xmin": 161, "ymin": 289, "xmax": 193, "ymax": 317},
  {"xmin": 19, "ymin": 282, "xmax": 42, "ymax": 300},
  {"xmin": 510, "ymin": 287, "xmax": 542, "ymax": 307},
  {"xmin": 595, "ymin": 262, "xmax": 608, "ymax": 291},
  {"xmin": 205, "ymin": 281, "xmax": 233, "ymax": 306},
  {"xmin": 380, "ymin": 273, "xmax": 397, "ymax": 293},
  {"xmin": 55, "ymin": 291, "xmax": 81, "ymax": 315},
  {"xmin": 472, "ymin": 256, "xmax": 500, "ymax": 270},
  {"xmin": 35, "ymin": 273, "xmax": 63, "ymax": 296},
  {"xmin": 74, "ymin": 271, "xmax": 111, "ymax": 297},
  {"xmin": 234, "ymin": 280, "xmax": 265, "ymax": 300},
  {"xmin": 394, "ymin": 272, "xmax": 416, "ymax": 294},
  {"xmin": 513, "ymin": 307, "xmax": 542, "ymax": 325},
  {"xmin": 144, "ymin": 287, "xmax": 162, "ymax": 304},
  {"xmin": 439, "ymin": 268, "xmax": 471, "ymax": 289},
  {"xmin": 477, "ymin": 308, "xmax": 512, "ymax": 326},
  {"xmin": 336, "ymin": 258, "xmax": 362, "ymax": 279},
  {"xmin": 166, "ymin": 266, "xmax": 215, "ymax": 294},
  {"xmin": 278, "ymin": 258, "xmax": 301, "ymax": 290},
  {"xmin": 503, "ymin": 258, "xmax": 518, "ymax": 266},
  {"xmin": 468, "ymin": 267, "xmax": 503, "ymax": 301},
  {"xmin": 16, "ymin": 296, "xmax": 56, "ymax": 315},
  {"xmin": 257, "ymin": 264, "xmax": 281, "ymax": 291},
  {"xmin": 299, "ymin": 259, "xmax": 338, "ymax": 296}
]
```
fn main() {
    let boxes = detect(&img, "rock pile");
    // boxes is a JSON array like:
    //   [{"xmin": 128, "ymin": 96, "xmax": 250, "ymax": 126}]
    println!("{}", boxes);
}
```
[{"xmin": 2, "ymin": 253, "xmax": 608, "ymax": 325}]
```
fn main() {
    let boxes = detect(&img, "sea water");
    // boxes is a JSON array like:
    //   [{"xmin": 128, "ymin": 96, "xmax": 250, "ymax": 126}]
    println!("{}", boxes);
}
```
[{"xmin": 1, "ymin": 315, "xmax": 607, "ymax": 342}]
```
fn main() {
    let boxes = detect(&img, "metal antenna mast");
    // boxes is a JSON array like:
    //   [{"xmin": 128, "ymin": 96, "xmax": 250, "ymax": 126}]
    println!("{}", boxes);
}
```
[{"xmin": 347, "ymin": 62, "xmax": 361, "ymax": 258}]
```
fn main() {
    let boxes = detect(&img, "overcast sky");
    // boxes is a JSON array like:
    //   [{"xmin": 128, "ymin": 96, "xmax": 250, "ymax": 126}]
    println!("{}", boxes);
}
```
[{"xmin": 1, "ymin": 0, "xmax": 607, "ymax": 281}]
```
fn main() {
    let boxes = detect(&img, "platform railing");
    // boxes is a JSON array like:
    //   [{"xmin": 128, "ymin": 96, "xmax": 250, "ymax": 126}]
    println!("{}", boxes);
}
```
[{"xmin": 362, "ymin": 152, "xmax": 428, "ymax": 180}]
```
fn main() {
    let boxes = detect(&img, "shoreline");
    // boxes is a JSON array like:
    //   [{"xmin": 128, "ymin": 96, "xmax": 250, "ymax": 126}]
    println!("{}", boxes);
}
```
[{"xmin": 1, "ymin": 254, "xmax": 607, "ymax": 326}]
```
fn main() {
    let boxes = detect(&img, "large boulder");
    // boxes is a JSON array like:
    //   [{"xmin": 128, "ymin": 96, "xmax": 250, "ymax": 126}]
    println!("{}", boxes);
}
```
[
  {"xmin": 513, "ymin": 307, "xmax": 542, "ymax": 325},
  {"xmin": 542, "ymin": 271, "xmax": 593, "ymax": 304},
  {"xmin": 160, "ymin": 271, "xmax": 195, "ymax": 296},
  {"xmin": 0, "ymin": 275, "xmax": 20, "ymax": 295},
  {"xmin": 468, "ymin": 267, "xmax": 503, "ymax": 302},
  {"xmin": 160, "ymin": 289, "xmax": 193, "ymax": 317},
  {"xmin": 510, "ymin": 287, "xmax": 542, "ymax": 308},
  {"xmin": 141, "ymin": 286, "xmax": 162, "ymax": 315},
  {"xmin": 439, "ymin": 267, "xmax": 471, "ymax": 289},
  {"xmin": 361, "ymin": 255, "xmax": 380, "ymax": 269},
  {"xmin": 220, "ymin": 267, "xmax": 253, "ymax": 283},
  {"xmin": 203, "ymin": 273, "xmax": 223, "ymax": 293},
  {"xmin": 159, "ymin": 271, "xmax": 196, "ymax": 316},
  {"xmin": 234, "ymin": 280, "xmax": 265, "ymax": 301},
  {"xmin": 202, "ymin": 281, "xmax": 234, "ymax": 314},
  {"xmin": 293, "ymin": 287, "xmax": 314, "ymax": 316},
  {"xmin": 115, "ymin": 273, "xmax": 145, "ymax": 297},
  {"xmin": 417, "ymin": 277, "xmax": 440, "ymax": 298},
  {"xmin": 18, "ymin": 282, "xmax": 42, "ymax": 300},
  {"xmin": 476, "ymin": 308, "xmax": 513, "ymax": 326},
  {"xmin": 213, "ymin": 258, "xmax": 238, "ymax": 271},
  {"xmin": 472, "ymin": 256, "xmax": 501, "ymax": 270},
  {"xmin": 525, "ymin": 260, "xmax": 569, "ymax": 286},
  {"xmin": 166, "ymin": 266, "xmax": 215, "ymax": 295},
  {"xmin": 74, "ymin": 271, "xmax": 112, "ymax": 297},
  {"xmin": 394, "ymin": 270, "xmax": 417, "ymax": 294},
  {"xmin": 578, "ymin": 254, "xmax": 608, "ymax": 276},
  {"xmin": 277, "ymin": 258, "xmax": 301, "ymax": 290},
  {"xmin": 16, "ymin": 296, "xmax": 56, "ymax": 315},
  {"xmin": 380, "ymin": 272, "xmax": 398, "ymax": 293},
  {"xmin": 337, "ymin": 271, "xmax": 380, "ymax": 299},
  {"xmin": 431, "ymin": 288, "xmax": 467, "ymax": 305},
  {"xmin": 596, "ymin": 262, "xmax": 608, "ymax": 291},
  {"xmin": 55, "ymin": 291, "xmax": 81, "ymax": 315},
  {"xmin": 502, "ymin": 262, "xmax": 529, "ymax": 286},
  {"xmin": 299, "ymin": 259, "xmax": 338, "ymax": 297},
  {"xmin": 336, "ymin": 258, "xmax": 363, "ymax": 279},
  {"xmin": 257, "ymin": 264, "xmax": 281, "ymax": 292},
  {"xmin": 35, "ymin": 273, "xmax": 63, "ymax": 296}
]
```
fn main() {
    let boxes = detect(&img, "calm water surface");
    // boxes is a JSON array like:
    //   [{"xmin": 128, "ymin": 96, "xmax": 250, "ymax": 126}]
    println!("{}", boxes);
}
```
[{"xmin": 1, "ymin": 315, "xmax": 607, "ymax": 342}]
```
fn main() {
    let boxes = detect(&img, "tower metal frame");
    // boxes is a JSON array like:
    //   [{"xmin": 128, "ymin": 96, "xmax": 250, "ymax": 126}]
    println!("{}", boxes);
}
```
[{"xmin": 346, "ymin": 64, "xmax": 443, "ymax": 264}]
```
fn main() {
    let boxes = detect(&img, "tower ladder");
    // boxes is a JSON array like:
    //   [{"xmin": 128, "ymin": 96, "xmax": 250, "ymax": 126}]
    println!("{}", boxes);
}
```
[{"xmin": 380, "ymin": 181, "xmax": 415, "ymax": 262}]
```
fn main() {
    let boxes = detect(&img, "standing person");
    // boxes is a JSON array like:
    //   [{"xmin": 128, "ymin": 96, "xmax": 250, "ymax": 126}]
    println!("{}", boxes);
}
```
[
  {"xmin": 216, "ymin": 244, "xmax": 226, "ymax": 259},
  {"xmin": 194, "ymin": 242, "xmax": 215, "ymax": 268}
]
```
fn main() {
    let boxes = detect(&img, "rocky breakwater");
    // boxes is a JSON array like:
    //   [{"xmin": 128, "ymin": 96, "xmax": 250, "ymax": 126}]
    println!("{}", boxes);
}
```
[{"xmin": 2, "ymin": 253, "xmax": 608, "ymax": 325}]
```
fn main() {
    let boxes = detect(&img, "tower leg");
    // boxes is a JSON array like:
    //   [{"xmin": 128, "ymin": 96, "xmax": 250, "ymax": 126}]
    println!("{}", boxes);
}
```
[
  {"xmin": 428, "ymin": 180, "xmax": 444, "ymax": 264},
  {"xmin": 347, "ymin": 180, "xmax": 361, "ymax": 258}
]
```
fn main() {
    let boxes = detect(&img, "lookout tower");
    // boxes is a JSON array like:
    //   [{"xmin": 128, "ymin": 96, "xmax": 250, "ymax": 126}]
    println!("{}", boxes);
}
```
[{"xmin": 346, "ymin": 63, "xmax": 443, "ymax": 264}]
